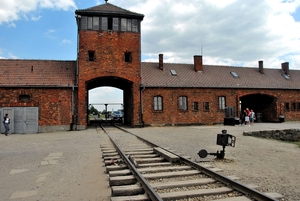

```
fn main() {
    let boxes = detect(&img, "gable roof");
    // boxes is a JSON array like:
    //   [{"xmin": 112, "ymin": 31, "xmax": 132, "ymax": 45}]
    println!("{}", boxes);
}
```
[
  {"xmin": 1, "ymin": 59, "xmax": 299, "ymax": 90},
  {"xmin": 141, "ymin": 62, "xmax": 300, "ymax": 89},
  {"xmin": 0, "ymin": 60, "xmax": 76, "ymax": 87},
  {"xmin": 75, "ymin": 3, "xmax": 144, "ymax": 19}
]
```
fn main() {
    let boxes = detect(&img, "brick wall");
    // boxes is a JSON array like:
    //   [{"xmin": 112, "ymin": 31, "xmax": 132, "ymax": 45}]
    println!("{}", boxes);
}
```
[
  {"xmin": 77, "ymin": 31, "xmax": 142, "ymax": 126},
  {"xmin": 0, "ymin": 88, "xmax": 73, "ymax": 126},
  {"xmin": 142, "ymin": 88, "xmax": 300, "ymax": 126}
]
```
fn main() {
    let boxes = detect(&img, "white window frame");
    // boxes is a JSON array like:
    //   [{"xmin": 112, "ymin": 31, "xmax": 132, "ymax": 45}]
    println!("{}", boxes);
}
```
[
  {"xmin": 218, "ymin": 96, "xmax": 226, "ymax": 110},
  {"xmin": 179, "ymin": 96, "xmax": 187, "ymax": 111},
  {"xmin": 154, "ymin": 96, "xmax": 163, "ymax": 111}
]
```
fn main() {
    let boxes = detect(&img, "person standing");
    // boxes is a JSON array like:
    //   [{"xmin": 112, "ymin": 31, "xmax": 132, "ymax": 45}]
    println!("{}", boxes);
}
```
[
  {"xmin": 3, "ymin": 114, "xmax": 10, "ymax": 136},
  {"xmin": 245, "ymin": 113, "xmax": 250, "ymax": 126},
  {"xmin": 250, "ymin": 109, "xmax": 255, "ymax": 126}
]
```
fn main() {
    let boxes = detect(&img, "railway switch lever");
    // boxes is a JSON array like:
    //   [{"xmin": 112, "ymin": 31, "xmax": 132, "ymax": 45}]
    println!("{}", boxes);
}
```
[{"xmin": 198, "ymin": 130, "xmax": 236, "ymax": 159}]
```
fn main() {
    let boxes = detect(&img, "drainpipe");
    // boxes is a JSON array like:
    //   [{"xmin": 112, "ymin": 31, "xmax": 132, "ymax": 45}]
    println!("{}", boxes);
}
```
[
  {"xmin": 71, "ymin": 86, "xmax": 75, "ymax": 130},
  {"xmin": 73, "ymin": 14, "xmax": 81, "ymax": 130},
  {"xmin": 140, "ymin": 86, "xmax": 145, "ymax": 127},
  {"xmin": 75, "ymin": 14, "xmax": 81, "ymax": 86}
]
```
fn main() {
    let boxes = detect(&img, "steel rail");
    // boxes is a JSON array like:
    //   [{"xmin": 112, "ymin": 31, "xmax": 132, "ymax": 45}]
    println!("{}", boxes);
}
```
[
  {"xmin": 114, "ymin": 124, "xmax": 278, "ymax": 201},
  {"xmin": 100, "ymin": 125, "xmax": 163, "ymax": 201}
]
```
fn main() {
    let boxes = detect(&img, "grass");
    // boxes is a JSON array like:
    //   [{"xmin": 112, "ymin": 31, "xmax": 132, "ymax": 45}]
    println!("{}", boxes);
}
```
[{"xmin": 291, "ymin": 141, "xmax": 300, "ymax": 148}]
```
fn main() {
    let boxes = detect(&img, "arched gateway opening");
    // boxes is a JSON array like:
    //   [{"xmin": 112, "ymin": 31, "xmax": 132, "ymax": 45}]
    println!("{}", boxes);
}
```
[
  {"xmin": 86, "ymin": 76, "xmax": 134, "ymax": 125},
  {"xmin": 240, "ymin": 94, "xmax": 277, "ymax": 122}
]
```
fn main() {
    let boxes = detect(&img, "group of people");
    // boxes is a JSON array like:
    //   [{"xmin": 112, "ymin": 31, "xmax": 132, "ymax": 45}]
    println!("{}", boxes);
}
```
[{"xmin": 241, "ymin": 108, "xmax": 255, "ymax": 126}]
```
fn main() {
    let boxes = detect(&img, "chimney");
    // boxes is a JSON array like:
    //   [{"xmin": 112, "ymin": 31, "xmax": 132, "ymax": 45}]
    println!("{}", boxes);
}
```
[
  {"xmin": 258, "ymin": 60, "xmax": 264, "ymax": 74},
  {"xmin": 281, "ymin": 62, "xmax": 289, "ymax": 75},
  {"xmin": 194, "ymin": 55, "xmax": 203, "ymax": 72},
  {"xmin": 159, "ymin": 54, "xmax": 163, "ymax": 70}
]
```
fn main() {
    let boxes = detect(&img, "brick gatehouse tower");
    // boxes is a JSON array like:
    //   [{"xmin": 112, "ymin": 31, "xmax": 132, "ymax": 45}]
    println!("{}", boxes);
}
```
[{"xmin": 75, "ymin": 3, "xmax": 144, "ymax": 128}]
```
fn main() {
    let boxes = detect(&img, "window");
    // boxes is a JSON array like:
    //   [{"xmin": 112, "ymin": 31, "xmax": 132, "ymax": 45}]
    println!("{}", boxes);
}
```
[
  {"xmin": 154, "ymin": 96, "xmax": 162, "ymax": 111},
  {"xmin": 80, "ymin": 16, "xmax": 87, "ymax": 29},
  {"xmin": 113, "ymin": 18, "xmax": 119, "ymax": 31},
  {"xmin": 285, "ymin": 102, "xmax": 290, "ymax": 111},
  {"xmin": 170, "ymin": 70, "xmax": 177, "ymax": 76},
  {"xmin": 179, "ymin": 96, "xmax": 187, "ymax": 110},
  {"xmin": 93, "ymin": 17, "xmax": 99, "ymax": 30},
  {"xmin": 297, "ymin": 102, "xmax": 300, "ymax": 111},
  {"xmin": 127, "ymin": 19, "xmax": 132, "ymax": 31},
  {"xmin": 121, "ymin": 18, "xmax": 139, "ymax": 32},
  {"xmin": 101, "ymin": 17, "xmax": 118, "ymax": 31},
  {"xmin": 121, "ymin": 18, "xmax": 127, "ymax": 31},
  {"xmin": 193, "ymin": 102, "xmax": 199, "ymax": 112},
  {"xmin": 101, "ymin": 17, "xmax": 108, "ymax": 30},
  {"xmin": 19, "ymin": 95, "xmax": 30, "ymax": 102},
  {"xmin": 230, "ymin": 71, "xmax": 239, "ymax": 78},
  {"xmin": 80, "ymin": 16, "xmax": 121, "ymax": 31},
  {"xmin": 204, "ymin": 102, "xmax": 210, "ymax": 111},
  {"xmin": 132, "ymin": 19, "xmax": 138, "ymax": 32},
  {"xmin": 218, "ymin": 96, "xmax": 226, "ymax": 110},
  {"xmin": 80, "ymin": 16, "xmax": 99, "ymax": 30},
  {"xmin": 88, "ymin": 51, "xmax": 95, "ymax": 61},
  {"xmin": 124, "ymin": 51, "xmax": 132, "ymax": 62},
  {"xmin": 291, "ymin": 102, "xmax": 296, "ymax": 111},
  {"xmin": 87, "ymin": 17, "xmax": 93, "ymax": 29}
]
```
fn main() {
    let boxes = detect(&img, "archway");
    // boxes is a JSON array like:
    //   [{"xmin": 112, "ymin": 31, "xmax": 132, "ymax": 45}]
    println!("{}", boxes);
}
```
[
  {"xmin": 240, "ymin": 94, "xmax": 277, "ymax": 122},
  {"xmin": 86, "ymin": 76, "xmax": 134, "ymax": 125}
]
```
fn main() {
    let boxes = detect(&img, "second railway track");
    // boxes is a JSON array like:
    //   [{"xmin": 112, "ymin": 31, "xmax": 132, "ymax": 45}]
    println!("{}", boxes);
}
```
[{"xmin": 99, "ymin": 124, "xmax": 281, "ymax": 201}]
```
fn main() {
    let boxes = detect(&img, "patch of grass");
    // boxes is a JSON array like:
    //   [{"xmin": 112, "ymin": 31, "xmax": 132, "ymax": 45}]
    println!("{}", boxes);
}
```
[{"xmin": 291, "ymin": 141, "xmax": 300, "ymax": 148}]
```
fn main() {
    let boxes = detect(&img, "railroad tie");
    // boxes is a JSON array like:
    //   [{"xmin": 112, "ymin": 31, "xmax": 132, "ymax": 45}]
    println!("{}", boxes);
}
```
[{"xmin": 153, "ymin": 147, "xmax": 179, "ymax": 162}]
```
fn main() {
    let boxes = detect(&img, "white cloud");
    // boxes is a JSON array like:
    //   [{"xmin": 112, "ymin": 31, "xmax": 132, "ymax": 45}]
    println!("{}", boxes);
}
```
[
  {"xmin": 89, "ymin": 87, "xmax": 123, "ymax": 111},
  {"xmin": 115, "ymin": 0, "xmax": 300, "ymax": 69},
  {"xmin": 31, "ymin": 15, "xmax": 42, "ymax": 21},
  {"xmin": 8, "ymin": 22, "xmax": 16, "ymax": 28},
  {"xmin": 8, "ymin": 53, "xmax": 19, "ymax": 59},
  {"xmin": 62, "ymin": 39, "xmax": 71, "ymax": 44},
  {"xmin": 0, "ymin": 0, "xmax": 76, "ymax": 25},
  {"xmin": 44, "ymin": 29, "xmax": 56, "ymax": 36}
]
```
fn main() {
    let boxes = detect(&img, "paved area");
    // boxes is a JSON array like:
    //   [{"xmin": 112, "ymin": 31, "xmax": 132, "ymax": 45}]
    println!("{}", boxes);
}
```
[
  {"xmin": 0, "ymin": 128, "xmax": 110, "ymax": 201},
  {"xmin": 0, "ymin": 122, "xmax": 299, "ymax": 200}
]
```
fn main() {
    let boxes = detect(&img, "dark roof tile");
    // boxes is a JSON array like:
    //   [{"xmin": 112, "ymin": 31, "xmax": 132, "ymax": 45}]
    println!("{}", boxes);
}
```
[
  {"xmin": 141, "ymin": 62, "xmax": 300, "ymax": 89},
  {"xmin": 75, "ymin": 3, "xmax": 144, "ymax": 19},
  {"xmin": 0, "ymin": 60, "xmax": 76, "ymax": 87}
]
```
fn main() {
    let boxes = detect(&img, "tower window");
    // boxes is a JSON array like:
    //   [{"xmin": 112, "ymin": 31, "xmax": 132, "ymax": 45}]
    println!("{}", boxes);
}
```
[
  {"xmin": 124, "ymin": 51, "xmax": 132, "ymax": 62},
  {"xmin": 93, "ymin": 17, "xmax": 99, "ymax": 30},
  {"xmin": 121, "ymin": 18, "xmax": 139, "ymax": 32},
  {"xmin": 101, "ymin": 17, "xmax": 119, "ymax": 31},
  {"xmin": 88, "ymin": 51, "xmax": 95, "ymax": 61}
]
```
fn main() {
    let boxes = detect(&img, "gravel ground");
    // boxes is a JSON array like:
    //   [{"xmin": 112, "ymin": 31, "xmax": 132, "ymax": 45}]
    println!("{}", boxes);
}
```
[{"xmin": 126, "ymin": 122, "xmax": 300, "ymax": 201}]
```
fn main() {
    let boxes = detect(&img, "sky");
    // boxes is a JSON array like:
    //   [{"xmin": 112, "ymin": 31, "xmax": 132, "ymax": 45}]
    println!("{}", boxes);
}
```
[{"xmin": 1, "ymin": 0, "xmax": 300, "ymax": 111}]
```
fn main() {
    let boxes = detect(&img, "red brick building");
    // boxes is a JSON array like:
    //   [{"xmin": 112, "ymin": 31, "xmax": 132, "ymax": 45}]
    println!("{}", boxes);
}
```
[{"xmin": 0, "ymin": 2, "xmax": 299, "ymax": 133}]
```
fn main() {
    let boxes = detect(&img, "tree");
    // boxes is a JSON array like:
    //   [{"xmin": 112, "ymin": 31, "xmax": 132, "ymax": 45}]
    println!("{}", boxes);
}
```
[{"xmin": 89, "ymin": 105, "xmax": 99, "ymax": 115}]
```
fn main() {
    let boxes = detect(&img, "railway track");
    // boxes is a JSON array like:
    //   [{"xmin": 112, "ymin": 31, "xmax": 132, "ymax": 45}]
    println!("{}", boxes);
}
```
[{"xmin": 99, "ymin": 124, "xmax": 281, "ymax": 201}]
